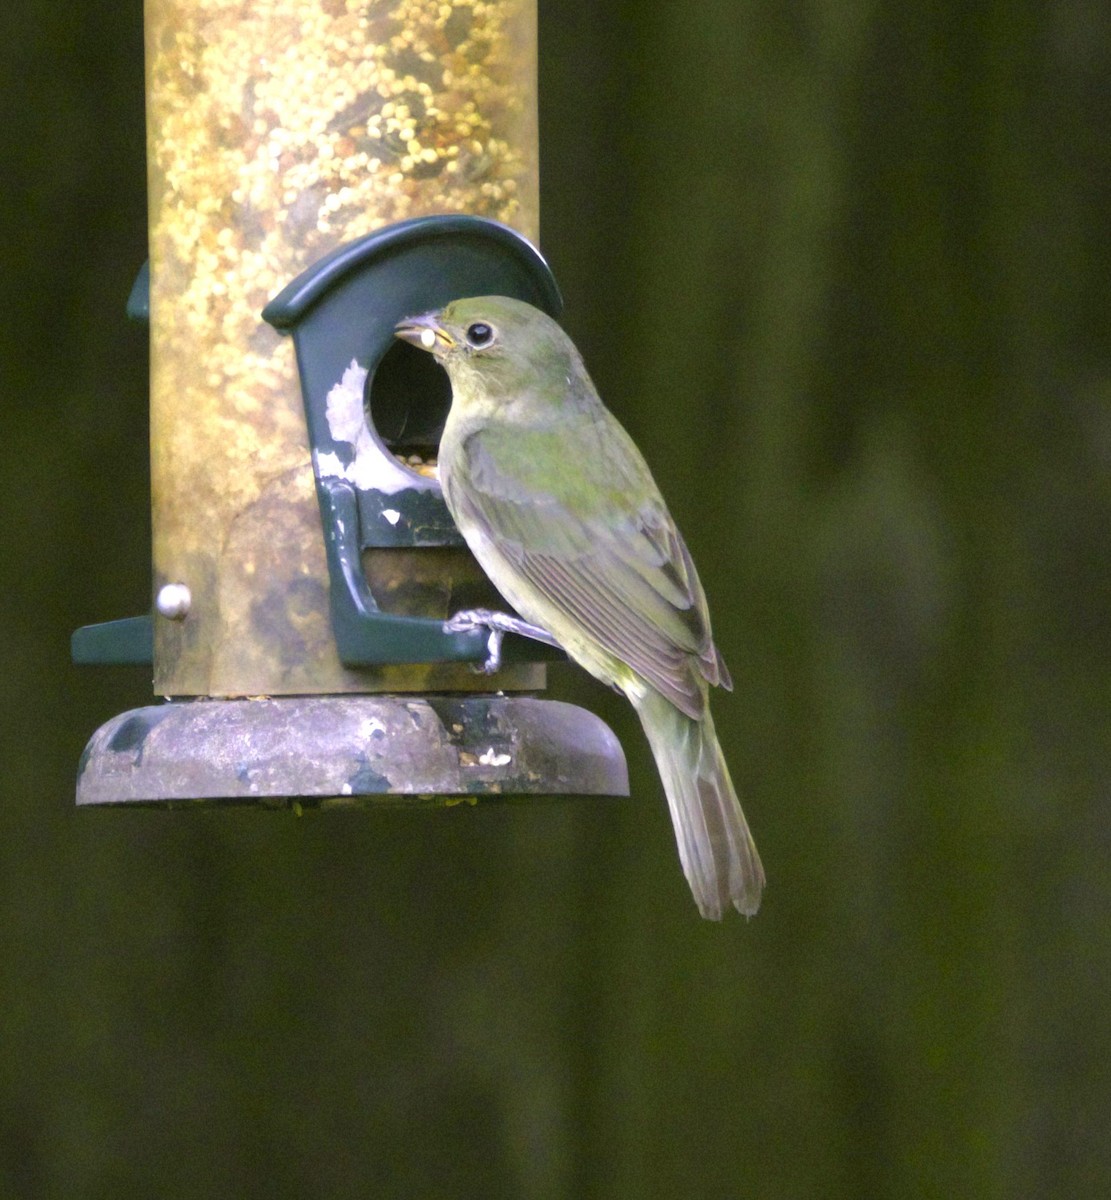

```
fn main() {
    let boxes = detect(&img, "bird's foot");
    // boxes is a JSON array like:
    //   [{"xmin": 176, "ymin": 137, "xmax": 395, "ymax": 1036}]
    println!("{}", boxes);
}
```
[{"xmin": 444, "ymin": 608, "xmax": 559, "ymax": 674}]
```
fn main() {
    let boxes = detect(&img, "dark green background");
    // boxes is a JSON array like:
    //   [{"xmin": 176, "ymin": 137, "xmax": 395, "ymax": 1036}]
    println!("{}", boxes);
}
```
[{"xmin": 2, "ymin": 1, "xmax": 1109, "ymax": 1196}]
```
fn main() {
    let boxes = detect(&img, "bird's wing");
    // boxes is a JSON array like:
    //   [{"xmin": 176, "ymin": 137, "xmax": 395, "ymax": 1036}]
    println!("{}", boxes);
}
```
[{"xmin": 446, "ymin": 416, "xmax": 729, "ymax": 718}]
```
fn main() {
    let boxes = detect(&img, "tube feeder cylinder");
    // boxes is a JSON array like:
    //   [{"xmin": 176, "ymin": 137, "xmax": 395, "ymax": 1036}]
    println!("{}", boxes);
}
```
[{"xmin": 145, "ymin": 0, "xmax": 540, "ymax": 696}]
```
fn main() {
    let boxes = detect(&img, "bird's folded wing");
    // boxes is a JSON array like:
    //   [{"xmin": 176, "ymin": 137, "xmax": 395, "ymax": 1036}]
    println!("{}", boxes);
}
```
[{"xmin": 452, "ymin": 420, "xmax": 729, "ymax": 717}]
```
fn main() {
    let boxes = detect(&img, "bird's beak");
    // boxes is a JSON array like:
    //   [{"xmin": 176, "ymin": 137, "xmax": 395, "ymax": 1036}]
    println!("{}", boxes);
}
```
[{"xmin": 394, "ymin": 312, "xmax": 455, "ymax": 353}]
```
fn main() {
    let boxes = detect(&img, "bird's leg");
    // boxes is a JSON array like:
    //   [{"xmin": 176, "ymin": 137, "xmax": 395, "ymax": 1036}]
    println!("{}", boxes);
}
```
[{"xmin": 444, "ymin": 608, "xmax": 560, "ymax": 674}]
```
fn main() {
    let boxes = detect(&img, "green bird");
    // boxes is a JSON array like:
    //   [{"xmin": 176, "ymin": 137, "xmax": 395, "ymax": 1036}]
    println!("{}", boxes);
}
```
[{"xmin": 396, "ymin": 296, "xmax": 764, "ymax": 919}]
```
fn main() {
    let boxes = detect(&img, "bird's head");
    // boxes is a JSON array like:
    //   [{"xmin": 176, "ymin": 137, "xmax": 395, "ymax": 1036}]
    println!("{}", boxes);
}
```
[{"xmin": 395, "ymin": 295, "xmax": 581, "ymax": 406}]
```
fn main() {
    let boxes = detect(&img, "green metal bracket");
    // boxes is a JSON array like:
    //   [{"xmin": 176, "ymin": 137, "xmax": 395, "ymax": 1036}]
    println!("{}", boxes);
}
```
[
  {"xmin": 263, "ymin": 214, "xmax": 565, "ymax": 668},
  {"xmin": 71, "ymin": 615, "xmax": 153, "ymax": 665},
  {"xmin": 127, "ymin": 260, "xmax": 150, "ymax": 324},
  {"xmin": 71, "ymin": 264, "xmax": 154, "ymax": 666}
]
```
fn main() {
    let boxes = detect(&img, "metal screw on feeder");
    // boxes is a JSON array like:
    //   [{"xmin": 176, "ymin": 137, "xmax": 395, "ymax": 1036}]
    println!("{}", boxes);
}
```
[
  {"xmin": 155, "ymin": 584, "xmax": 191, "ymax": 621},
  {"xmin": 72, "ymin": 0, "xmax": 628, "ymax": 807}
]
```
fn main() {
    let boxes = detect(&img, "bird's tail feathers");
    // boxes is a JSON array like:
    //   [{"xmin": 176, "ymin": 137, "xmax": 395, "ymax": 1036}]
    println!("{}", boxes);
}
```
[{"xmin": 634, "ymin": 691, "xmax": 765, "ymax": 919}]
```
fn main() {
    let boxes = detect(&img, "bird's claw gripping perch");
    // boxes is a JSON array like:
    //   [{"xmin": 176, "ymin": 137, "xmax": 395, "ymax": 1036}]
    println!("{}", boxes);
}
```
[{"xmin": 443, "ymin": 608, "xmax": 560, "ymax": 674}]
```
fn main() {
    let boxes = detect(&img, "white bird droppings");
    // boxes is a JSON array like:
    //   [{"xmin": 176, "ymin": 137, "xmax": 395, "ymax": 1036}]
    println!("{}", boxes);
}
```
[{"xmin": 478, "ymin": 748, "xmax": 512, "ymax": 767}]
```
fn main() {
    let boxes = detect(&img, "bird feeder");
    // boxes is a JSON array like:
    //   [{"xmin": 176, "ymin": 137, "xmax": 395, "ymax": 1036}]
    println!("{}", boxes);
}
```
[{"xmin": 73, "ymin": 0, "xmax": 627, "ymax": 807}]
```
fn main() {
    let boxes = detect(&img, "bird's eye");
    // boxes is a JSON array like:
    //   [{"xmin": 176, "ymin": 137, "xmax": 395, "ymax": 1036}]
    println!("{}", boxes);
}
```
[{"xmin": 465, "ymin": 322, "xmax": 494, "ymax": 348}]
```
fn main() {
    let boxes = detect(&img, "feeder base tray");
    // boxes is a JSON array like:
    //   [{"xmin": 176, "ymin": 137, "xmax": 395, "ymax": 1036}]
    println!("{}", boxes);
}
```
[{"xmin": 76, "ymin": 695, "xmax": 629, "ymax": 807}]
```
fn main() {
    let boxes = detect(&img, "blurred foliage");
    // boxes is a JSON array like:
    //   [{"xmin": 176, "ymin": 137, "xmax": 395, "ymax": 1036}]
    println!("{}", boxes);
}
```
[{"xmin": 1, "ymin": 0, "xmax": 1109, "ymax": 1196}]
